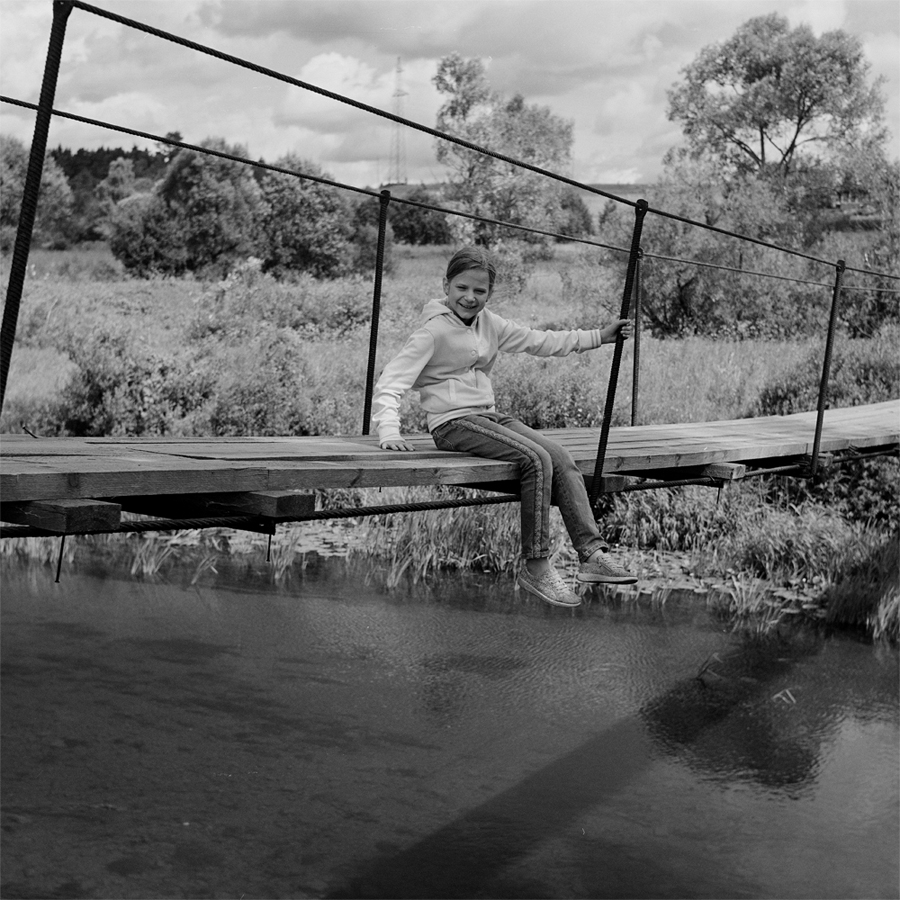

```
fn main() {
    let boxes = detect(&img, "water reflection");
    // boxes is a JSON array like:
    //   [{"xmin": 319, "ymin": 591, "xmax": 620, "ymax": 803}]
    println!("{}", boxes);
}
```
[
  {"xmin": 642, "ymin": 634, "xmax": 899, "ymax": 795},
  {"xmin": 1, "ymin": 553, "xmax": 897, "ymax": 900}
]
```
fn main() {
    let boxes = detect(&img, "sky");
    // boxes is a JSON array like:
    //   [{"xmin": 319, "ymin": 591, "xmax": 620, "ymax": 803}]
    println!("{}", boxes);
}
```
[{"xmin": 0, "ymin": 0, "xmax": 898, "ymax": 188}]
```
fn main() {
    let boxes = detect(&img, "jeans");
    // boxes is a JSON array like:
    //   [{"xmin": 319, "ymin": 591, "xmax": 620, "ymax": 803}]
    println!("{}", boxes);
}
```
[{"xmin": 431, "ymin": 412, "xmax": 608, "ymax": 562}]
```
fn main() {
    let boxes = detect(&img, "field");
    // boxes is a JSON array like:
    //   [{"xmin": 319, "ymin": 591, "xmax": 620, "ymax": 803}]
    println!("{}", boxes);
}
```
[{"xmin": 1, "ymin": 243, "xmax": 898, "ymax": 639}]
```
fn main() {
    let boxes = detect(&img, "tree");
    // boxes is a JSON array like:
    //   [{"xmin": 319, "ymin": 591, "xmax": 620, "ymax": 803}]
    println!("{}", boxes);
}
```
[
  {"xmin": 156, "ymin": 138, "xmax": 264, "ymax": 274},
  {"xmin": 597, "ymin": 151, "xmax": 824, "ymax": 337},
  {"xmin": 0, "ymin": 136, "xmax": 74, "ymax": 250},
  {"xmin": 108, "ymin": 138, "xmax": 264, "ymax": 277},
  {"xmin": 108, "ymin": 193, "xmax": 188, "ymax": 276},
  {"xmin": 557, "ymin": 189, "xmax": 594, "ymax": 241},
  {"xmin": 389, "ymin": 186, "xmax": 452, "ymax": 245},
  {"xmin": 349, "ymin": 193, "xmax": 395, "ymax": 276},
  {"xmin": 257, "ymin": 155, "xmax": 355, "ymax": 278},
  {"xmin": 92, "ymin": 157, "xmax": 138, "ymax": 240},
  {"xmin": 432, "ymin": 53, "xmax": 574, "ymax": 248},
  {"xmin": 667, "ymin": 14, "xmax": 887, "ymax": 178},
  {"xmin": 637, "ymin": 14, "xmax": 899, "ymax": 338}
]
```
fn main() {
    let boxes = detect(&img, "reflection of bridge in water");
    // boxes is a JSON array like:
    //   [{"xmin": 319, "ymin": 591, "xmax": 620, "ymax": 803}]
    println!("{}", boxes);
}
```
[{"xmin": 1, "ymin": 399, "xmax": 897, "ymax": 539}]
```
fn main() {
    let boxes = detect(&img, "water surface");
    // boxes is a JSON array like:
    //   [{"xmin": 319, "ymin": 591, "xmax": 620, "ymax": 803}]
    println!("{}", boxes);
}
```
[{"xmin": 1, "ymin": 554, "xmax": 897, "ymax": 899}]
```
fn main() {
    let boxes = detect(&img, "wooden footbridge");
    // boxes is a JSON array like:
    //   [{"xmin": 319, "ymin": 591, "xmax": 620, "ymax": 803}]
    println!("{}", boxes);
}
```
[
  {"xmin": 1, "ymin": 400, "xmax": 897, "ymax": 538},
  {"xmin": 1, "ymin": 4, "xmax": 899, "ymax": 541}
]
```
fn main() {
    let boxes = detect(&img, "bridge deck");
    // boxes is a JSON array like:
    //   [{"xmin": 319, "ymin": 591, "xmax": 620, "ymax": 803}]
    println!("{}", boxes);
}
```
[{"xmin": 1, "ymin": 400, "xmax": 897, "ymax": 534}]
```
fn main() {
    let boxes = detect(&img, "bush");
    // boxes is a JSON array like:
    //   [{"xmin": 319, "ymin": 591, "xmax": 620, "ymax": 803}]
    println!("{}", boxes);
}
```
[
  {"xmin": 751, "ymin": 323, "xmax": 900, "ymax": 415},
  {"xmin": 55, "ymin": 327, "xmax": 211, "ymax": 436},
  {"xmin": 750, "ymin": 322, "xmax": 900, "ymax": 530},
  {"xmin": 390, "ymin": 187, "xmax": 452, "ymax": 246},
  {"xmin": 189, "ymin": 266, "xmax": 372, "ymax": 342},
  {"xmin": 493, "ymin": 353, "xmax": 620, "ymax": 429}
]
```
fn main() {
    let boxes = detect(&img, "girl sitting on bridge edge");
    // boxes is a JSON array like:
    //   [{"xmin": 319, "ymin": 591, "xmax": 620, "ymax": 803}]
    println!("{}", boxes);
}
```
[{"xmin": 371, "ymin": 245, "xmax": 638, "ymax": 608}]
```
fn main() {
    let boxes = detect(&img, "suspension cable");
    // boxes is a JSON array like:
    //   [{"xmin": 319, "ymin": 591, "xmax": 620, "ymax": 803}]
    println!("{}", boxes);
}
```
[
  {"xmin": 0, "ymin": 95, "xmax": 632, "ymax": 257},
  {"xmin": 3, "ymin": 94, "xmax": 897, "ymax": 297}
]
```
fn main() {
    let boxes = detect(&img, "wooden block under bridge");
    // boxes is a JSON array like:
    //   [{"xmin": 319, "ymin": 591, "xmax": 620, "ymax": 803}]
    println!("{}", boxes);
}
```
[
  {"xmin": 115, "ymin": 490, "xmax": 315, "ymax": 523},
  {"xmin": 0, "ymin": 499, "xmax": 122, "ymax": 534},
  {"xmin": 625, "ymin": 463, "xmax": 748, "ymax": 484}
]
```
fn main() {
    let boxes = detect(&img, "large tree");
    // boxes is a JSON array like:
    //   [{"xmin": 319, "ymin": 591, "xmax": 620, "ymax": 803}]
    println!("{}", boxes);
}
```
[
  {"xmin": 620, "ymin": 14, "xmax": 899, "ymax": 338},
  {"xmin": 108, "ymin": 138, "xmax": 264, "ymax": 277},
  {"xmin": 257, "ymin": 155, "xmax": 354, "ymax": 279},
  {"xmin": 667, "ymin": 13, "xmax": 887, "ymax": 177},
  {"xmin": 433, "ymin": 53, "xmax": 574, "ymax": 247}
]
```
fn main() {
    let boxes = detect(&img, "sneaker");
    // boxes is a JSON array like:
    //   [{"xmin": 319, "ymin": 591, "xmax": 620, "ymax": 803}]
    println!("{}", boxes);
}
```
[
  {"xmin": 517, "ymin": 568, "xmax": 582, "ymax": 607},
  {"xmin": 577, "ymin": 551, "xmax": 638, "ymax": 585}
]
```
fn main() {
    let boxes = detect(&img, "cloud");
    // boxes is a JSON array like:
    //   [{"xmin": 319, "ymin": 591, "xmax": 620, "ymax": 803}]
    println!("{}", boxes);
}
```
[{"xmin": 0, "ymin": 0, "xmax": 897, "ymax": 187}]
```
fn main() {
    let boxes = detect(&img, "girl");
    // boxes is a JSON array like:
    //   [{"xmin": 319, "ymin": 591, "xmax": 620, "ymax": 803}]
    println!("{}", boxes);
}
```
[{"xmin": 372, "ymin": 246, "xmax": 637, "ymax": 607}]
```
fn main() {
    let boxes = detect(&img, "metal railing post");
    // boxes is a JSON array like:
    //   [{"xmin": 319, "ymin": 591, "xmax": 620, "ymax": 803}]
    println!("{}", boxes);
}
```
[
  {"xmin": 0, "ymin": 0, "xmax": 73, "ymax": 413},
  {"xmin": 631, "ymin": 247, "xmax": 643, "ymax": 427},
  {"xmin": 809, "ymin": 258, "xmax": 845, "ymax": 478},
  {"xmin": 361, "ymin": 189, "xmax": 391, "ymax": 434},
  {"xmin": 590, "ymin": 199, "xmax": 648, "ymax": 506}
]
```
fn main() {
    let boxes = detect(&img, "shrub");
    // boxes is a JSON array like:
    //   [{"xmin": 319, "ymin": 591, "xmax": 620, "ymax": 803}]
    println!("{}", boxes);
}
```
[
  {"xmin": 750, "ymin": 323, "xmax": 900, "ymax": 529},
  {"xmin": 189, "ymin": 267, "xmax": 372, "ymax": 342},
  {"xmin": 55, "ymin": 327, "xmax": 211, "ymax": 436},
  {"xmin": 493, "ymin": 353, "xmax": 621, "ymax": 429},
  {"xmin": 751, "ymin": 323, "xmax": 900, "ymax": 415}
]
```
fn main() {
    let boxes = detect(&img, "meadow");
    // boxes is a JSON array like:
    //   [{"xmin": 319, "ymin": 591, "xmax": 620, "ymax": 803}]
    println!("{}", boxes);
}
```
[{"xmin": 1, "ymin": 243, "xmax": 897, "ymax": 639}]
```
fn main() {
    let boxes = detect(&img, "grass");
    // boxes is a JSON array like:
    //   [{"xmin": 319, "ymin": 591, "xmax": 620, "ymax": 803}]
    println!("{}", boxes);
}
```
[{"xmin": 1, "ymin": 243, "xmax": 897, "ymax": 640}]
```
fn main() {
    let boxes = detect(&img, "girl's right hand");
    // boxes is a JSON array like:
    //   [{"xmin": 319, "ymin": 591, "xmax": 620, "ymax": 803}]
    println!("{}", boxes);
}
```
[{"xmin": 380, "ymin": 438, "xmax": 416, "ymax": 452}]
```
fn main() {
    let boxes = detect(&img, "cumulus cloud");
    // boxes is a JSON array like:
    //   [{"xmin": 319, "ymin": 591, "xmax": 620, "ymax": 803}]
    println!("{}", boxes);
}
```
[{"xmin": 1, "ymin": 0, "xmax": 896, "ymax": 186}]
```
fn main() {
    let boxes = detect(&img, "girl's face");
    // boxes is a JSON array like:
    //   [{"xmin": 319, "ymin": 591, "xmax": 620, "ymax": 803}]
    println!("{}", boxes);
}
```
[{"xmin": 443, "ymin": 267, "xmax": 492, "ymax": 323}]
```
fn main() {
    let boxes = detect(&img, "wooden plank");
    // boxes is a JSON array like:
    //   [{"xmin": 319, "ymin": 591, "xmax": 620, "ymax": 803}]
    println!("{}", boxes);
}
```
[
  {"xmin": 0, "ymin": 457, "xmax": 267, "ymax": 503},
  {"xmin": 1, "ymin": 401, "xmax": 895, "ymax": 505},
  {"xmin": 0, "ymin": 499, "xmax": 121, "ymax": 533},
  {"xmin": 265, "ymin": 456, "xmax": 519, "ymax": 490}
]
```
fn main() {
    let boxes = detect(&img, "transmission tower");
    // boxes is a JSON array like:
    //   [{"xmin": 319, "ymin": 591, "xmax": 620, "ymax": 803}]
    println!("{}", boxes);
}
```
[{"xmin": 388, "ymin": 57, "xmax": 407, "ymax": 185}]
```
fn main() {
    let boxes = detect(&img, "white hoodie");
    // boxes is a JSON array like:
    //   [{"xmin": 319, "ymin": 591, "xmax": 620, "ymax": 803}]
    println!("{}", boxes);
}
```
[{"xmin": 371, "ymin": 298, "xmax": 602, "ymax": 444}]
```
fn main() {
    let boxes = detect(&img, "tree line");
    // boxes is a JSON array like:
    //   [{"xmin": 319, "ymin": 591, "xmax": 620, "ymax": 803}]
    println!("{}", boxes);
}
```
[{"xmin": 1, "ymin": 13, "xmax": 897, "ymax": 335}]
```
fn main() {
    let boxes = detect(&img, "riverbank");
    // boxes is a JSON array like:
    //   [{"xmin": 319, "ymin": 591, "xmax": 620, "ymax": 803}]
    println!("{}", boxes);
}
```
[{"xmin": 3, "ymin": 484, "xmax": 897, "ymax": 641}]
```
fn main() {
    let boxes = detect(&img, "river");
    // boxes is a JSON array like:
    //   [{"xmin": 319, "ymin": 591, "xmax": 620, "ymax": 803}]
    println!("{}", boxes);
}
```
[{"xmin": 1, "ymin": 549, "xmax": 897, "ymax": 899}]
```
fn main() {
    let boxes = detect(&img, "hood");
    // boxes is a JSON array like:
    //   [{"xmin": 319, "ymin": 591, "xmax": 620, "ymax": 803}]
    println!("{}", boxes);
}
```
[{"xmin": 420, "ymin": 298, "xmax": 455, "ymax": 324}]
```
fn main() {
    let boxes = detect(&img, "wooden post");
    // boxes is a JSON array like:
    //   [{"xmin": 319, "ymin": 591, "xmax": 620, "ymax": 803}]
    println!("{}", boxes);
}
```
[
  {"xmin": 809, "ymin": 259, "xmax": 845, "ymax": 479},
  {"xmin": 362, "ymin": 189, "xmax": 391, "ymax": 434},
  {"xmin": 0, "ymin": 0, "xmax": 72, "ymax": 413}
]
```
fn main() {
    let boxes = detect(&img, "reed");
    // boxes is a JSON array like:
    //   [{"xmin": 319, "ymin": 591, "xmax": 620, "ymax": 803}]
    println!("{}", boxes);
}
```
[
  {"xmin": 822, "ymin": 536, "xmax": 899, "ymax": 642},
  {"xmin": 348, "ymin": 486, "xmax": 534, "ymax": 586}
]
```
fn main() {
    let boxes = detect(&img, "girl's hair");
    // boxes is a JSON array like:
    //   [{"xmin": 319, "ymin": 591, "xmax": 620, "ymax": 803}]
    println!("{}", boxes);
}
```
[{"xmin": 445, "ymin": 246, "xmax": 498, "ymax": 290}]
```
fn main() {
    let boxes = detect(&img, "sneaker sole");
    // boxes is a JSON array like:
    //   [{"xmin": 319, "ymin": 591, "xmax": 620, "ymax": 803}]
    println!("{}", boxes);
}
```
[
  {"xmin": 576, "ymin": 572, "xmax": 638, "ymax": 585},
  {"xmin": 517, "ymin": 577, "xmax": 582, "ymax": 607}
]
